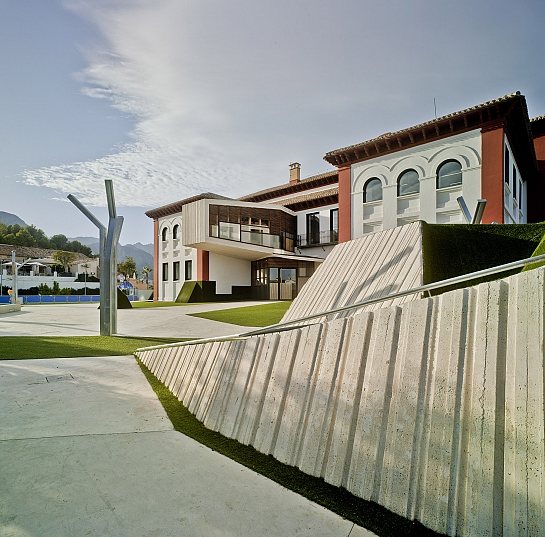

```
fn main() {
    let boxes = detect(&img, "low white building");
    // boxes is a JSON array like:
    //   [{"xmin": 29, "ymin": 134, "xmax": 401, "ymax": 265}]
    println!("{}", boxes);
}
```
[
  {"xmin": 0, "ymin": 244, "xmax": 99, "ymax": 293},
  {"xmin": 146, "ymin": 166, "xmax": 339, "ymax": 301}
]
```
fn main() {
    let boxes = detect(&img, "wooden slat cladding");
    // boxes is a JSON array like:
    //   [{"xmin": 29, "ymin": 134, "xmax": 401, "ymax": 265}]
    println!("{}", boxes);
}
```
[{"xmin": 209, "ymin": 204, "xmax": 296, "ymax": 237}]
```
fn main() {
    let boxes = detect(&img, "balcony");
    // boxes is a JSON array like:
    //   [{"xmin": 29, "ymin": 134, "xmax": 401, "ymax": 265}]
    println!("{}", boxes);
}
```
[
  {"xmin": 297, "ymin": 229, "xmax": 338, "ymax": 248},
  {"xmin": 210, "ymin": 222, "xmax": 295, "ymax": 252}
]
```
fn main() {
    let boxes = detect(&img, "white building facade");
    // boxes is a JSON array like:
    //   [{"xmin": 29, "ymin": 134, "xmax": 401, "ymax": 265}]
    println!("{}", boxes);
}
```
[{"xmin": 148, "ymin": 92, "xmax": 545, "ymax": 302}]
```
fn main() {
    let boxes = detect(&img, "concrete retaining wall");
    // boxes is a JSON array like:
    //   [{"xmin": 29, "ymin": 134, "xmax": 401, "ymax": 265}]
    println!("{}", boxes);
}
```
[
  {"xmin": 0, "ymin": 304, "xmax": 22, "ymax": 314},
  {"xmin": 137, "ymin": 267, "xmax": 545, "ymax": 536},
  {"xmin": 283, "ymin": 221, "xmax": 423, "ymax": 323}
]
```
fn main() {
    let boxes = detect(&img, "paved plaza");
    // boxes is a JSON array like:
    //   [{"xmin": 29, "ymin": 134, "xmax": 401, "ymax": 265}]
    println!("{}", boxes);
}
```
[
  {"xmin": 0, "ymin": 301, "xmax": 265, "ymax": 338},
  {"xmin": 0, "ymin": 304, "xmax": 376, "ymax": 537}
]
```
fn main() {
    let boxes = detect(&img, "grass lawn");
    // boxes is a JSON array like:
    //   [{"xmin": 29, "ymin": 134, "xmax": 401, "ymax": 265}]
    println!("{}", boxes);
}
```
[
  {"xmin": 0, "ymin": 336, "xmax": 185, "ymax": 360},
  {"xmin": 189, "ymin": 301, "xmax": 292, "ymax": 327},
  {"xmin": 138, "ymin": 359, "xmax": 442, "ymax": 537}
]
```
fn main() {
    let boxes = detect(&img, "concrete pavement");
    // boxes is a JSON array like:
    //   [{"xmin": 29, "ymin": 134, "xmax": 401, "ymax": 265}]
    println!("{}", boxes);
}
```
[
  {"xmin": 0, "ymin": 303, "xmax": 378, "ymax": 536},
  {"xmin": 0, "ymin": 356, "xmax": 375, "ymax": 537},
  {"xmin": 0, "ymin": 302, "xmax": 264, "ymax": 338}
]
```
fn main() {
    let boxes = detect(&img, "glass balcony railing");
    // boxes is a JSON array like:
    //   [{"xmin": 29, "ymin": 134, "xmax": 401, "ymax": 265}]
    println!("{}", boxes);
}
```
[{"xmin": 210, "ymin": 222, "xmax": 294, "ymax": 252}]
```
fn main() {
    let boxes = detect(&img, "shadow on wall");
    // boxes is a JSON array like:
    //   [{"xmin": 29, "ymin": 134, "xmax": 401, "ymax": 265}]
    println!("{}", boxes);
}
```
[{"xmin": 137, "ymin": 267, "xmax": 545, "ymax": 537}]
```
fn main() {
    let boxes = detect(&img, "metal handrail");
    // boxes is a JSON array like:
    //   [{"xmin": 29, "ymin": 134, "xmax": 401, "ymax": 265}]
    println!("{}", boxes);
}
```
[{"xmin": 136, "ymin": 252, "xmax": 545, "ymax": 352}]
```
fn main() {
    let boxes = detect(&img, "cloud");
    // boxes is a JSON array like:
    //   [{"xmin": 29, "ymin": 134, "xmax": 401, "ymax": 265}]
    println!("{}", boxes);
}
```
[
  {"xmin": 20, "ymin": 0, "xmax": 545, "ymax": 210},
  {"xmin": 21, "ymin": 140, "xmax": 244, "ymax": 207}
]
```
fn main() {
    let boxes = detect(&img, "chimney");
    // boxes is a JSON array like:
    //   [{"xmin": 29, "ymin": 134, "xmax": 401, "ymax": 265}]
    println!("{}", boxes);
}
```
[{"xmin": 289, "ymin": 162, "xmax": 301, "ymax": 184}]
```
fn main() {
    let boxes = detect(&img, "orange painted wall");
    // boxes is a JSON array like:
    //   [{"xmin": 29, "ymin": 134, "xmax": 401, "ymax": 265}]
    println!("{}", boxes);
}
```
[
  {"xmin": 338, "ymin": 166, "xmax": 351, "ymax": 242},
  {"xmin": 197, "ymin": 249, "xmax": 209, "ymax": 281},
  {"xmin": 480, "ymin": 126, "xmax": 505, "ymax": 223},
  {"xmin": 531, "ymin": 135, "xmax": 545, "ymax": 222}
]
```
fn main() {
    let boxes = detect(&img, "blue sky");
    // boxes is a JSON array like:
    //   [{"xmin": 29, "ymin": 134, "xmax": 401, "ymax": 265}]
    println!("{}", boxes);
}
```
[{"xmin": 2, "ymin": 0, "xmax": 545, "ymax": 245}]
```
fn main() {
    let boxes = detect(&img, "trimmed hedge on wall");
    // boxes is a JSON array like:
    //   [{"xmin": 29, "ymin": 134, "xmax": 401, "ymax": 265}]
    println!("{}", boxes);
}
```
[
  {"xmin": 176, "ymin": 281, "xmax": 252, "ymax": 303},
  {"xmin": 422, "ymin": 222, "xmax": 545, "ymax": 294}
]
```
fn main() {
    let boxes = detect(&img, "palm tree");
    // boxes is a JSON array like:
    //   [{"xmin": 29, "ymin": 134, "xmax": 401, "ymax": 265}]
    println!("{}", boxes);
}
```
[{"xmin": 141, "ymin": 265, "xmax": 152, "ymax": 286}]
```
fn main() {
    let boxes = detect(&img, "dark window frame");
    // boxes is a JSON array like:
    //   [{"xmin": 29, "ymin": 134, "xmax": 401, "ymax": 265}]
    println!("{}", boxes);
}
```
[
  {"xmin": 306, "ymin": 212, "xmax": 320, "ymax": 245},
  {"xmin": 436, "ymin": 160, "xmax": 462, "ymax": 189},
  {"xmin": 161, "ymin": 228, "xmax": 168, "ymax": 241},
  {"xmin": 162, "ymin": 262, "xmax": 168, "ymax": 282},
  {"xmin": 504, "ymin": 148, "xmax": 510, "ymax": 185},
  {"xmin": 173, "ymin": 261, "xmax": 180, "ymax": 281},
  {"xmin": 173, "ymin": 224, "xmax": 180, "ymax": 240},
  {"xmin": 184, "ymin": 260, "xmax": 193, "ymax": 281},
  {"xmin": 397, "ymin": 169, "xmax": 420, "ymax": 197},
  {"xmin": 363, "ymin": 178, "xmax": 383, "ymax": 203}
]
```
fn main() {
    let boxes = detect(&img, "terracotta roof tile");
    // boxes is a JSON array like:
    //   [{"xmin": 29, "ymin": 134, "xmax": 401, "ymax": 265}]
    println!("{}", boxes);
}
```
[
  {"xmin": 325, "ymin": 92, "xmax": 522, "ymax": 160},
  {"xmin": 0, "ymin": 243, "xmax": 93, "ymax": 262},
  {"xmin": 238, "ymin": 170, "xmax": 338, "ymax": 202},
  {"xmin": 270, "ymin": 187, "xmax": 339, "ymax": 208}
]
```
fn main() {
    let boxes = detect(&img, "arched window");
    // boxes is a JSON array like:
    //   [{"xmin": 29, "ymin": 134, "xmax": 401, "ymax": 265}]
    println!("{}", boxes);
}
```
[
  {"xmin": 363, "ymin": 178, "xmax": 383, "ymax": 202},
  {"xmin": 437, "ymin": 160, "xmax": 462, "ymax": 189},
  {"xmin": 173, "ymin": 224, "xmax": 180, "ymax": 240},
  {"xmin": 161, "ymin": 227, "xmax": 168, "ymax": 241},
  {"xmin": 397, "ymin": 169, "xmax": 420, "ymax": 196}
]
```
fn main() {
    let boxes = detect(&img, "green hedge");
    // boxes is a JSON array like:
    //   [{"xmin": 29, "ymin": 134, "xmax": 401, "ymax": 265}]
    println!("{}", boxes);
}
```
[
  {"xmin": 176, "ymin": 281, "xmax": 252, "ymax": 303},
  {"xmin": 422, "ymin": 222, "xmax": 545, "ymax": 294},
  {"xmin": 521, "ymin": 226, "xmax": 545, "ymax": 272}
]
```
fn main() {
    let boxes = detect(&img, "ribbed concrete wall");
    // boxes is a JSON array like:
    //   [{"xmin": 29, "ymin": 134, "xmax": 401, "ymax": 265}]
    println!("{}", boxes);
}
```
[
  {"xmin": 137, "ymin": 267, "xmax": 545, "ymax": 537},
  {"xmin": 283, "ymin": 221, "xmax": 423, "ymax": 322}
]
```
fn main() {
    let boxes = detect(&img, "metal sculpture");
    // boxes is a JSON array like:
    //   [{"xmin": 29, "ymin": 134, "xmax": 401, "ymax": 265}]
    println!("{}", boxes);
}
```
[
  {"xmin": 68, "ymin": 180, "xmax": 123, "ymax": 335},
  {"xmin": 457, "ymin": 196, "xmax": 487, "ymax": 224}
]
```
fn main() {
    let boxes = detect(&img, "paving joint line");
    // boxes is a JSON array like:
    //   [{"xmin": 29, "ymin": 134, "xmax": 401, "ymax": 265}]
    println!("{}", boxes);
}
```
[{"xmin": 0, "ymin": 428, "xmax": 175, "ymax": 443}]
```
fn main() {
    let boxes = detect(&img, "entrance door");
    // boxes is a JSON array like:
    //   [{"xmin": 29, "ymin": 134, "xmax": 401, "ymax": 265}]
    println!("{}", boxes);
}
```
[
  {"xmin": 269, "ymin": 268, "xmax": 279, "ymax": 300},
  {"xmin": 268, "ymin": 267, "xmax": 296, "ymax": 300},
  {"xmin": 280, "ymin": 268, "xmax": 297, "ymax": 300}
]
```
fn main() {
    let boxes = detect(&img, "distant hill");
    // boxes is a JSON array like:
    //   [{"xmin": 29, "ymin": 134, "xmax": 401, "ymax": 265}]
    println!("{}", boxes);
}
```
[
  {"xmin": 131, "ymin": 242, "xmax": 154, "ymax": 256},
  {"xmin": 0, "ymin": 211, "xmax": 27, "ymax": 227},
  {"xmin": 70, "ymin": 236, "xmax": 154, "ymax": 275}
]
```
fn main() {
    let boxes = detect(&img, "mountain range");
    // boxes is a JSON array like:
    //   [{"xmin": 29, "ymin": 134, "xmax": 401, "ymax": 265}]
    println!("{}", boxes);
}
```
[
  {"xmin": 69, "ymin": 237, "xmax": 154, "ymax": 275},
  {"xmin": 0, "ymin": 211, "xmax": 27, "ymax": 227}
]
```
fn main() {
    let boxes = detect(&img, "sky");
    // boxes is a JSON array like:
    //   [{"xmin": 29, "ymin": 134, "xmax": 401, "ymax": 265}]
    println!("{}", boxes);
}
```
[{"xmin": 1, "ymin": 0, "xmax": 545, "ymax": 245}]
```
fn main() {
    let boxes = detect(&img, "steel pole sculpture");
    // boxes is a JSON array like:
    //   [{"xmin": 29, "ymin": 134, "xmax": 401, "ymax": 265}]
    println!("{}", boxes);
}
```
[
  {"xmin": 68, "ymin": 180, "xmax": 123, "ymax": 335},
  {"xmin": 457, "ymin": 196, "xmax": 487, "ymax": 224},
  {"xmin": 11, "ymin": 251, "xmax": 17, "ymax": 303}
]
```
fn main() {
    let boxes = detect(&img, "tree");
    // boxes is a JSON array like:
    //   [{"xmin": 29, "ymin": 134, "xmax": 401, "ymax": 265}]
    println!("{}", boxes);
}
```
[
  {"xmin": 52, "ymin": 250, "xmax": 77, "ymax": 273},
  {"xmin": 50, "ymin": 234, "xmax": 68, "ymax": 250},
  {"xmin": 66, "ymin": 240, "xmax": 93, "ymax": 257},
  {"xmin": 141, "ymin": 265, "xmax": 152, "ymax": 285},
  {"xmin": 118, "ymin": 256, "xmax": 137, "ymax": 279},
  {"xmin": 13, "ymin": 228, "xmax": 35, "ymax": 246}
]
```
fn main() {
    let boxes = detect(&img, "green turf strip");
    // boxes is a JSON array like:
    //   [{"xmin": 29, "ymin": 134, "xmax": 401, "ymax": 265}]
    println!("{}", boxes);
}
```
[
  {"xmin": 189, "ymin": 301, "xmax": 292, "ymax": 327},
  {"xmin": 137, "ymin": 358, "xmax": 444, "ymax": 537},
  {"xmin": 0, "ymin": 336, "xmax": 184, "ymax": 360}
]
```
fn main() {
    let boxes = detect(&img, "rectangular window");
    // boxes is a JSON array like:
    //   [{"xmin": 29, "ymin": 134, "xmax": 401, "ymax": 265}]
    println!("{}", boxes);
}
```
[
  {"xmin": 504, "ymin": 148, "xmax": 510, "ymax": 185},
  {"xmin": 513, "ymin": 166, "xmax": 517, "ymax": 199},
  {"xmin": 330, "ymin": 209, "xmax": 339, "ymax": 242},
  {"xmin": 173, "ymin": 261, "xmax": 180, "ymax": 281},
  {"xmin": 162, "ymin": 263, "xmax": 168, "ymax": 282},
  {"xmin": 306, "ymin": 213, "xmax": 320, "ymax": 245},
  {"xmin": 185, "ymin": 260, "xmax": 192, "ymax": 280}
]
